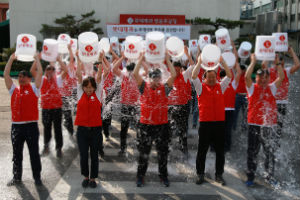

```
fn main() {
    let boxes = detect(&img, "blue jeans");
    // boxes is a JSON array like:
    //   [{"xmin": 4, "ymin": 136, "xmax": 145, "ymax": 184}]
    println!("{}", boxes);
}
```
[{"xmin": 192, "ymin": 92, "xmax": 199, "ymax": 126}]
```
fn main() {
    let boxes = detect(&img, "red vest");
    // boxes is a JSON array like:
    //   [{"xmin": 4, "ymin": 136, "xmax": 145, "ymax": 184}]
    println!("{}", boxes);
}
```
[
  {"xmin": 168, "ymin": 73, "xmax": 189, "ymax": 105},
  {"xmin": 224, "ymin": 82, "xmax": 236, "ymax": 109},
  {"xmin": 186, "ymin": 80, "xmax": 192, "ymax": 100},
  {"xmin": 247, "ymin": 84, "xmax": 277, "ymax": 126},
  {"xmin": 103, "ymin": 71, "xmax": 114, "ymax": 95},
  {"xmin": 140, "ymin": 83, "xmax": 168, "ymax": 125},
  {"xmin": 11, "ymin": 84, "xmax": 39, "ymax": 122},
  {"xmin": 198, "ymin": 68, "xmax": 205, "ymax": 82},
  {"xmin": 121, "ymin": 75, "xmax": 140, "ymax": 105},
  {"xmin": 269, "ymin": 67, "xmax": 289, "ymax": 101},
  {"xmin": 198, "ymin": 83, "xmax": 225, "ymax": 122},
  {"xmin": 75, "ymin": 92, "xmax": 102, "ymax": 127},
  {"xmin": 236, "ymin": 72, "xmax": 247, "ymax": 94},
  {"xmin": 41, "ymin": 76, "xmax": 62, "ymax": 109}
]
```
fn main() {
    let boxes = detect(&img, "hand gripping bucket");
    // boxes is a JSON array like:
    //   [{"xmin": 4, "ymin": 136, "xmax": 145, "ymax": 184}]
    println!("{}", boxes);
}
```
[
  {"xmin": 124, "ymin": 36, "xmax": 142, "ymax": 60},
  {"xmin": 255, "ymin": 36, "xmax": 276, "ymax": 61},
  {"xmin": 145, "ymin": 31, "xmax": 165, "ymax": 64},
  {"xmin": 57, "ymin": 34, "xmax": 71, "ymax": 54},
  {"xmin": 41, "ymin": 39, "xmax": 59, "ymax": 62},
  {"xmin": 215, "ymin": 28, "xmax": 231, "ymax": 50},
  {"xmin": 238, "ymin": 41, "xmax": 252, "ymax": 59},
  {"xmin": 201, "ymin": 44, "xmax": 221, "ymax": 71},
  {"xmin": 198, "ymin": 35, "xmax": 211, "ymax": 51},
  {"xmin": 78, "ymin": 32, "xmax": 99, "ymax": 63},
  {"xmin": 99, "ymin": 37, "xmax": 110, "ymax": 54},
  {"xmin": 15, "ymin": 33, "xmax": 36, "ymax": 62},
  {"xmin": 221, "ymin": 52, "xmax": 236, "ymax": 69},
  {"xmin": 272, "ymin": 32, "xmax": 288, "ymax": 52},
  {"xmin": 166, "ymin": 36, "xmax": 184, "ymax": 61}
]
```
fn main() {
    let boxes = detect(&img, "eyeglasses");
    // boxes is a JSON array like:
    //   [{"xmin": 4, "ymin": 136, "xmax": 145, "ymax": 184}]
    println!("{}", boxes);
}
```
[
  {"xmin": 46, "ymin": 67, "xmax": 55, "ymax": 71},
  {"xmin": 256, "ymin": 69, "xmax": 269, "ymax": 76}
]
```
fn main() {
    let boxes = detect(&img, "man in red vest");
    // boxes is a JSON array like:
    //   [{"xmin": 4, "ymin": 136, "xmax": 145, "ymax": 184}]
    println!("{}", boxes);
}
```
[
  {"xmin": 4, "ymin": 53, "xmax": 43, "ymax": 186},
  {"xmin": 191, "ymin": 55, "xmax": 232, "ymax": 186},
  {"xmin": 245, "ymin": 54, "xmax": 285, "ymax": 187},
  {"xmin": 263, "ymin": 47, "xmax": 300, "ymax": 142},
  {"xmin": 133, "ymin": 53, "xmax": 176, "ymax": 187},
  {"xmin": 112, "ymin": 54, "xmax": 140, "ymax": 156}
]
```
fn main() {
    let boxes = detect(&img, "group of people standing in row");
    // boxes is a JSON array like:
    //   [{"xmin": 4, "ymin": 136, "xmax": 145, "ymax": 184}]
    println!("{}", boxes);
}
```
[{"xmin": 4, "ymin": 37, "xmax": 299, "ymax": 189}]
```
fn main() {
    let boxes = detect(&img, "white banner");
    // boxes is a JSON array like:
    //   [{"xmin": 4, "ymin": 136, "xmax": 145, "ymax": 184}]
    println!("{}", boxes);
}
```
[{"xmin": 107, "ymin": 24, "xmax": 191, "ymax": 40}]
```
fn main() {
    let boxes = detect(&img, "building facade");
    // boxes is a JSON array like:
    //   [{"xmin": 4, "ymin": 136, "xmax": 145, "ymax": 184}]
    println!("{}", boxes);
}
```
[{"xmin": 9, "ymin": 0, "xmax": 240, "ymax": 46}]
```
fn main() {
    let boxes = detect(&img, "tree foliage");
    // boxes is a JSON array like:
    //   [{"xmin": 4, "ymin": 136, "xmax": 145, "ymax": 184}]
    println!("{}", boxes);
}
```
[{"xmin": 40, "ymin": 10, "xmax": 103, "ymax": 38}]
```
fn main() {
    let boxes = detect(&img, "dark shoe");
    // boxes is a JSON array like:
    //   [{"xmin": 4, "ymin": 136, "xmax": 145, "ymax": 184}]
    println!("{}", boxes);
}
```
[
  {"xmin": 82, "ymin": 179, "xmax": 89, "ymax": 188},
  {"xmin": 89, "ymin": 180, "xmax": 97, "ymax": 188},
  {"xmin": 7, "ymin": 179, "xmax": 22, "ymax": 186},
  {"xmin": 215, "ymin": 174, "xmax": 226, "ymax": 186},
  {"xmin": 196, "ymin": 174, "xmax": 205, "ymax": 185},
  {"xmin": 245, "ymin": 180, "xmax": 254, "ymax": 187},
  {"xmin": 34, "ymin": 179, "xmax": 43, "ymax": 186},
  {"xmin": 136, "ymin": 176, "xmax": 144, "ymax": 187},
  {"xmin": 160, "ymin": 177, "xmax": 170, "ymax": 187},
  {"xmin": 41, "ymin": 146, "xmax": 49, "ymax": 156},
  {"xmin": 56, "ymin": 149, "xmax": 63, "ymax": 158},
  {"xmin": 99, "ymin": 150, "xmax": 105, "ymax": 158}
]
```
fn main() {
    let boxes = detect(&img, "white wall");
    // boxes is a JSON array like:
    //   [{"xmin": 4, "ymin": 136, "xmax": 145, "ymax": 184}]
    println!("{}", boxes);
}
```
[{"xmin": 10, "ymin": 0, "xmax": 240, "ymax": 46}]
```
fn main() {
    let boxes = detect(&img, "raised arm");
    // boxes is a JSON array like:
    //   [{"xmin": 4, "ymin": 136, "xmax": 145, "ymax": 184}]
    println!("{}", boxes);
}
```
[
  {"xmin": 274, "ymin": 62, "xmax": 285, "ymax": 88},
  {"xmin": 184, "ymin": 46, "xmax": 194, "ymax": 66},
  {"xmin": 34, "ymin": 52, "xmax": 43, "ymax": 89},
  {"xmin": 4, "ymin": 53, "xmax": 16, "ymax": 90},
  {"xmin": 68, "ymin": 44, "xmax": 75, "ymax": 65},
  {"xmin": 288, "ymin": 47, "xmax": 300, "ymax": 74},
  {"xmin": 75, "ymin": 51, "xmax": 82, "ymax": 84},
  {"xmin": 96, "ymin": 61, "xmax": 103, "ymax": 84},
  {"xmin": 220, "ymin": 56, "xmax": 232, "ymax": 79},
  {"xmin": 110, "ymin": 45, "xmax": 120, "ymax": 62},
  {"xmin": 30, "ymin": 59, "xmax": 37, "ymax": 78},
  {"xmin": 234, "ymin": 62, "xmax": 242, "ymax": 84},
  {"xmin": 112, "ymin": 53, "xmax": 125, "ymax": 77},
  {"xmin": 133, "ymin": 54, "xmax": 144, "ymax": 87},
  {"xmin": 192, "ymin": 54, "xmax": 202, "ymax": 80},
  {"xmin": 245, "ymin": 54, "xmax": 256, "ymax": 88},
  {"xmin": 165, "ymin": 53, "xmax": 176, "ymax": 87},
  {"xmin": 57, "ymin": 55, "xmax": 68, "ymax": 80}
]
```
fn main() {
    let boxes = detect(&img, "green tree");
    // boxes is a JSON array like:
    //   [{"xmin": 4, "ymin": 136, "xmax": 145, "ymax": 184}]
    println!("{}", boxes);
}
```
[
  {"xmin": 186, "ymin": 17, "xmax": 244, "ymax": 35},
  {"xmin": 40, "ymin": 10, "xmax": 103, "ymax": 38}
]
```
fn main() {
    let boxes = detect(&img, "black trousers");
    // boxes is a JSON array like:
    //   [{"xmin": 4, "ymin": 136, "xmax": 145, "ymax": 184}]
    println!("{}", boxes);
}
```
[
  {"xmin": 246, "ymin": 125, "xmax": 277, "ymax": 181},
  {"xmin": 224, "ymin": 110, "xmax": 235, "ymax": 152},
  {"xmin": 137, "ymin": 123, "xmax": 170, "ymax": 178},
  {"xmin": 62, "ymin": 96, "xmax": 74, "ymax": 135},
  {"xmin": 196, "ymin": 121, "xmax": 225, "ymax": 176},
  {"xmin": 276, "ymin": 103, "xmax": 287, "ymax": 139},
  {"xmin": 11, "ymin": 122, "xmax": 42, "ymax": 181},
  {"xmin": 77, "ymin": 126, "xmax": 102, "ymax": 179},
  {"xmin": 120, "ymin": 104, "xmax": 138, "ymax": 151},
  {"xmin": 102, "ymin": 107, "xmax": 112, "ymax": 138},
  {"xmin": 42, "ymin": 108, "xmax": 63, "ymax": 150},
  {"xmin": 168, "ymin": 104, "xmax": 188, "ymax": 151}
]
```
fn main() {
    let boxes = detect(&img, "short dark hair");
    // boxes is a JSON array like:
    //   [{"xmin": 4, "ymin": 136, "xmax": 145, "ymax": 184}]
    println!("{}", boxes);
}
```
[
  {"xmin": 204, "ymin": 70, "xmax": 217, "ymax": 79},
  {"xmin": 219, "ymin": 69, "xmax": 226, "ymax": 78},
  {"xmin": 18, "ymin": 70, "xmax": 32, "ymax": 78},
  {"xmin": 82, "ymin": 76, "xmax": 97, "ymax": 90},
  {"xmin": 256, "ymin": 69, "xmax": 270, "ymax": 76},
  {"xmin": 173, "ymin": 61, "xmax": 182, "ymax": 68},
  {"xmin": 149, "ymin": 68, "xmax": 162, "ymax": 79},
  {"xmin": 240, "ymin": 64, "xmax": 247, "ymax": 71}
]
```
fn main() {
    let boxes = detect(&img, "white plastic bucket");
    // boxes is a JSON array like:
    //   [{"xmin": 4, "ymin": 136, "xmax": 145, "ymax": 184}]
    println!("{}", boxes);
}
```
[
  {"xmin": 110, "ymin": 36, "xmax": 119, "ymax": 49},
  {"xmin": 141, "ymin": 40, "xmax": 146, "ymax": 53},
  {"xmin": 189, "ymin": 39, "xmax": 198, "ymax": 53},
  {"xmin": 238, "ymin": 41, "xmax": 252, "ymax": 59},
  {"xmin": 15, "ymin": 33, "xmax": 36, "ymax": 62},
  {"xmin": 41, "ymin": 39, "xmax": 59, "ymax": 62},
  {"xmin": 201, "ymin": 44, "xmax": 221, "ymax": 71},
  {"xmin": 198, "ymin": 34, "xmax": 211, "ymax": 51},
  {"xmin": 57, "ymin": 34, "xmax": 71, "ymax": 54},
  {"xmin": 255, "ymin": 36, "xmax": 276, "ymax": 61},
  {"xmin": 221, "ymin": 52, "xmax": 236, "ymax": 69},
  {"xmin": 145, "ymin": 31, "xmax": 165, "ymax": 64},
  {"xmin": 78, "ymin": 32, "xmax": 99, "ymax": 63},
  {"xmin": 272, "ymin": 32, "xmax": 288, "ymax": 52},
  {"xmin": 166, "ymin": 36, "xmax": 184, "ymax": 61},
  {"xmin": 124, "ymin": 36, "xmax": 142, "ymax": 60},
  {"xmin": 70, "ymin": 38, "xmax": 77, "ymax": 54},
  {"xmin": 99, "ymin": 37, "xmax": 110, "ymax": 54},
  {"xmin": 215, "ymin": 28, "xmax": 231, "ymax": 50}
]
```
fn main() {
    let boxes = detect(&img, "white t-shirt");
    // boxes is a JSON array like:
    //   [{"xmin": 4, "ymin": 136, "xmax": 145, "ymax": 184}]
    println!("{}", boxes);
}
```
[
  {"xmin": 40, "ymin": 75, "xmax": 63, "ymax": 89},
  {"xmin": 77, "ymin": 75, "xmax": 105, "ymax": 103},
  {"xmin": 246, "ymin": 82, "xmax": 277, "ymax": 97},
  {"xmin": 192, "ymin": 76, "xmax": 231, "ymax": 96}
]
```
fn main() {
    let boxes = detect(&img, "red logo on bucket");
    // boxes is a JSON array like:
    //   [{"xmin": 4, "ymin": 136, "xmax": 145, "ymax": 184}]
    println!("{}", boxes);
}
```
[
  {"xmin": 207, "ymin": 62, "xmax": 215, "ymax": 67},
  {"xmin": 279, "ymin": 35, "xmax": 285, "ymax": 41},
  {"xmin": 244, "ymin": 51, "xmax": 249, "ymax": 56},
  {"xmin": 204, "ymin": 36, "xmax": 208, "ymax": 41},
  {"xmin": 43, "ymin": 45, "xmax": 48, "ymax": 52},
  {"xmin": 85, "ymin": 45, "xmax": 93, "ymax": 52},
  {"xmin": 264, "ymin": 40, "xmax": 272, "ymax": 48},
  {"xmin": 149, "ymin": 43, "xmax": 157, "ymax": 51},
  {"xmin": 22, "ymin": 36, "xmax": 29, "ymax": 43},
  {"xmin": 61, "ymin": 35, "xmax": 66, "ymax": 39},
  {"xmin": 70, "ymin": 40, "xmax": 74, "ymax": 45},
  {"xmin": 128, "ymin": 44, "xmax": 135, "ymax": 50},
  {"xmin": 112, "ymin": 43, "xmax": 117, "ymax": 47},
  {"xmin": 192, "ymin": 41, "xmax": 196, "ymax": 45},
  {"xmin": 221, "ymin": 39, "xmax": 226, "ymax": 45}
]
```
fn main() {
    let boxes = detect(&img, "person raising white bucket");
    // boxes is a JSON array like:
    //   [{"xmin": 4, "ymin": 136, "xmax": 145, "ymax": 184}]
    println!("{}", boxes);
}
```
[
  {"xmin": 200, "ymin": 44, "xmax": 221, "ymax": 71},
  {"xmin": 15, "ymin": 33, "xmax": 36, "ymax": 62}
]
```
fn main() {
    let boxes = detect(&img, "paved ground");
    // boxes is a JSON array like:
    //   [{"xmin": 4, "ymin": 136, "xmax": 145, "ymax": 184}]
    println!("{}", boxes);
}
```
[{"xmin": 0, "ymin": 73, "xmax": 299, "ymax": 200}]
